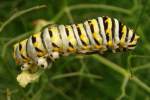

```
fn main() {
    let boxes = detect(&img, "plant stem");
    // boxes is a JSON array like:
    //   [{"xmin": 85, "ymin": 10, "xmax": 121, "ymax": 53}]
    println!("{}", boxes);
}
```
[
  {"xmin": 92, "ymin": 55, "xmax": 150, "ymax": 93},
  {"xmin": 0, "ymin": 5, "xmax": 46, "ymax": 32},
  {"xmin": 69, "ymin": 4, "xmax": 132, "ymax": 15}
]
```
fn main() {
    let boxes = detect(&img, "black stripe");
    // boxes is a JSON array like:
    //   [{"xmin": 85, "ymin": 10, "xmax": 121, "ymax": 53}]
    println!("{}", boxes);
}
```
[
  {"xmin": 103, "ymin": 17, "xmax": 109, "ymax": 42},
  {"xmin": 19, "ymin": 43, "xmax": 22, "ymax": 51},
  {"xmin": 69, "ymin": 42, "xmax": 74, "ymax": 48},
  {"xmin": 83, "ymin": 22, "xmax": 91, "ymax": 45},
  {"xmin": 81, "ymin": 39, "xmax": 87, "ymax": 46},
  {"xmin": 125, "ymin": 28, "xmax": 129, "ymax": 42},
  {"xmin": 89, "ymin": 20, "xmax": 101, "ymax": 45},
  {"xmin": 77, "ymin": 25, "xmax": 87, "ymax": 46},
  {"xmin": 88, "ymin": 20, "xmax": 91, "ymax": 24},
  {"xmin": 119, "ymin": 22, "xmax": 123, "ymax": 39},
  {"xmin": 49, "ymin": 30, "xmax": 53, "ymax": 37},
  {"xmin": 106, "ymin": 35, "xmax": 109, "ymax": 43},
  {"xmin": 130, "ymin": 32, "xmax": 135, "ymax": 42},
  {"xmin": 76, "ymin": 25, "xmax": 82, "ymax": 36},
  {"xmin": 19, "ymin": 43, "xmax": 27, "ymax": 59},
  {"xmin": 35, "ymin": 47, "xmax": 43, "ymax": 52},
  {"xmin": 65, "ymin": 27, "xmax": 70, "ymax": 36},
  {"xmin": 128, "ymin": 44, "xmax": 136, "ymax": 47},
  {"xmin": 94, "ymin": 38, "xmax": 100, "ymax": 45},
  {"xmin": 88, "ymin": 21, "xmax": 94, "ymax": 33},
  {"xmin": 32, "ymin": 35, "xmax": 44, "ymax": 53},
  {"xmin": 40, "ymin": 31, "xmax": 46, "ymax": 49},
  {"xmin": 102, "ymin": 16, "xmax": 108, "ymax": 31},
  {"xmin": 90, "ymin": 24, "xmax": 94, "ymax": 33},
  {"xmin": 52, "ymin": 42, "xmax": 59, "ymax": 48},
  {"xmin": 26, "ymin": 39, "xmax": 29, "ymax": 58},
  {"xmin": 32, "ymin": 36, "xmax": 36, "ymax": 43},
  {"xmin": 111, "ymin": 18, "xmax": 115, "ymax": 40},
  {"xmin": 21, "ymin": 54, "xmax": 26, "ymax": 59}
]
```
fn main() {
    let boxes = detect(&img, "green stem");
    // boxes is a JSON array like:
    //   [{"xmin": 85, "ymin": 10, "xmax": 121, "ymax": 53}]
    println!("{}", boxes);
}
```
[
  {"xmin": 65, "ymin": 7, "xmax": 74, "ymax": 23},
  {"xmin": 50, "ymin": 8, "xmax": 66, "ymax": 23},
  {"xmin": 92, "ymin": 55, "xmax": 129, "ymax": 77},
  {"xmin": 69, "ymin": 4, "xmax": 132, "ymax": 15},
  {"xmin": 50, "ymin": 3, "xmax": 135, "ymax": 23},
  {"xmin": 116, "ymin": 76, "xmax": 129, "ymax": 100},
  {"xmin": 133, "ymin": 63, "xmax": 150, "ymax": 72},
  {"xmin": 48, "ymin": 83, "xmax": 72, "ymax": 100},
  {"xmin": 92, "ymin": 55, "xmax": 150, "ymax": 93},
  {"xmin": 0, "ymin": 5, "xmax": 46, "ymax": 32},
  {"xmin": 51, "ymin": 72, "xmax": 102, "ymax": 80},
  {"xmin": 132, "ymin": 76, "xmax": 150, "ymax": 93}
]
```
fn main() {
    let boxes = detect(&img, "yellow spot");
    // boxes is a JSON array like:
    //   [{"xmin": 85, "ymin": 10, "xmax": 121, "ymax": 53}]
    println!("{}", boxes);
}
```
[
  {"xmin": 93, "ymin": 32, "xmax": 97, "ymax": 39},
  {"xmin": 83, "ymin": 46, "xmax": 89, "ymax": 50},
  {"xmin": 80, "ymin": 34, "xmax": 87, "ymax": 43},
  {"xmin": 107, "ymin": 41, "xmax": 113, "ymax": 47},
  {"xmin": 95, "ymin": 45, "xmax": 101, "ymax": 49},
  {"xmin": 53, "ymin": 48, "xmax": 59, "ymax": 52},
  {"xmin": 37, "ymin": 52, "xmax": 44, "ymax": 57},
  {"xmin": 135, "ymin": 35, "xmax": 140, "ymax": 40},
  {"xmin": 51, "ymin": 28, "xmax": 61, "ymax": 46},
  {"xmin": 105, "ymin": 18, "xmax": 112, "ymax": 35},
  {"xmin": 105, "ymin": 18, "xmax": 113, "ymax": 47},
  {"xmin": 120, "ymin": 25, "xmax": 127, "ymax": 47},
  {"xmin": 122, "ymin": 26, "xmax": 126, "ymax": 34},
  {"xmin": 66, "ymin": 26, "xmax": 77, "ymax": 46},
  {"xmin": 33, "ymin": 42, "xmax": 38, "ymax": 47},
  {"xmin": 78, "ymin": 24, "xmax": 89, "ymax": 45},
  {"xmin": 68, "ymin": 47, "xmax": 76, "ymax": 52}
]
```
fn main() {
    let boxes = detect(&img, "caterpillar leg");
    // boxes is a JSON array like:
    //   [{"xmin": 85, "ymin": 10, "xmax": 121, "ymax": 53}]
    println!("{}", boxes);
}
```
[
  {"xmin": 37, "ymin": 57, "xmax": 49, "ymax": 69},
  {"xmin": 37, "ymin": 53, "xmax": 59, "ymax": 69},
  {"xmin": 21, "ymin": 63, "xmax": 31, "ymax": 71},
  {"xmin": 98, "ymin": 46, "xmax": 107, "ymax": 54},
  {"xmin": 51, "ymin": 52, "xmax": 60, "ymax": 59}
]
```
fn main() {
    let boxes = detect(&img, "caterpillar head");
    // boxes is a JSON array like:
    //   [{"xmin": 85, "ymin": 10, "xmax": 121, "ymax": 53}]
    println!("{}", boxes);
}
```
[{"xmin": 127, "ymin": 29, "xmax": 140, "ymax": 50}]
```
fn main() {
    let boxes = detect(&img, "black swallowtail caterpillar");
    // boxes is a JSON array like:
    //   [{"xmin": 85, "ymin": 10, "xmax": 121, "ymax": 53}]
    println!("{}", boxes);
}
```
[{"xmin": 13, "ymin": 16, "xmax": 140, "ymax": 72}]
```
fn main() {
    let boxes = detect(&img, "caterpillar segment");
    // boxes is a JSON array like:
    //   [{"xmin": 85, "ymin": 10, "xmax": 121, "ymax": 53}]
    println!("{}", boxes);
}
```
[
  {"xmin": 41, "ymin": 27, "xmax": 52, "ymax": 57},
  {"xmin": 72, "ymin": 24, "xmax": 83, "ymax": 51},
  {"xmin": 97, "ymin": 17, "xmax": 108, "ymax": 53},
  {"xmin": 87, "ymin": 19, "xmax": 104, "ymax": 51},
  {"xmin": 114, "ymin": 18, "xmax": 120, "ymax": 48},
  {"xmin": 76, "ymin": 23, "xmax": 91, "ymax": 52},
  {"xmin": 65, "ymin": 25, "xmax": 77, "ymax": 52},
  {"xmin": 13, "ymin": 16, "xmax": 140, "ymax": 72},
  {"xmin": 13, "ymin": 43, "xmax": 23, "ymax": 64}
]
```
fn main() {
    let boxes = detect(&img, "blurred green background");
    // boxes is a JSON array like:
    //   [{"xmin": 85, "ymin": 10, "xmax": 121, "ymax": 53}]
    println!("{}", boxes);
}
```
[{"xmin": 0, "ymin": 0, "xmax": 150, "ymax": 100}]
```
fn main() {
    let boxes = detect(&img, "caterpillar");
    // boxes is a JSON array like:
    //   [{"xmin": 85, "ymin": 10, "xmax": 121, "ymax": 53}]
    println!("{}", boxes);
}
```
[{"xmin": 13, "ymin": 16, "xmax": 140, "ymax": 72}]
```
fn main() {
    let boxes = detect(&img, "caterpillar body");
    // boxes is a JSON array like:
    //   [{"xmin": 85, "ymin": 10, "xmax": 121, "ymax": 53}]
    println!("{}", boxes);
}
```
[{"xmin": 13, "ymin": 16, "xmax": 139, "ymax": 71}]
